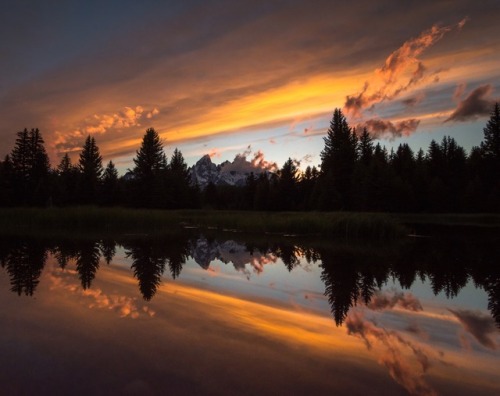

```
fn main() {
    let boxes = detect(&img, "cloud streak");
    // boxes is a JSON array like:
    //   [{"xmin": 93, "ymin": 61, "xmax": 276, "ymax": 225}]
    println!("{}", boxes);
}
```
[
  {"xmin": 365, "ymin": 290, "xmax": 423, "ymax": 312},
  {"xmin": 445, "ymin": 84, "xmax": 497, "ymax": 122},
  {"xmin": 356, "ymin": 118, "xmax": 420, "ymax": 139},
  {"xmin": 449, "ymin": 309, "xmax": 499, "ymax": 350}
]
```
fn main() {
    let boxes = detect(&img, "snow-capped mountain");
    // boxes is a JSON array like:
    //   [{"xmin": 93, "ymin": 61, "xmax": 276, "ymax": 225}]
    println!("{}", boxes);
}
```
[{"xmin": 189, "ymin": 154, "xmax": 272, "ymax": 189}]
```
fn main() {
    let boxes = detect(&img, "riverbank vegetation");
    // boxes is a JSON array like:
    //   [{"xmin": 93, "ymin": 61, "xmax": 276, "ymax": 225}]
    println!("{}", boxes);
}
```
[{"xmin": 0, "ymin": 207, "xmax": 407, "ymax": 239}]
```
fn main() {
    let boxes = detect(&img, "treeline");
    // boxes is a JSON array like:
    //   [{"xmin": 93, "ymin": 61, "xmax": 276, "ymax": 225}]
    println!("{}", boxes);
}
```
[
  {"xmin": 0, "ymin": 104, "xmax": 499, "ymax": 212},
  {"xmin": 0, "ymin": 128, "xmax": 199, "ymax": 208},
  {"xmin": 210, "ymin": 104, "xmax": 500, "ymax": 212}
]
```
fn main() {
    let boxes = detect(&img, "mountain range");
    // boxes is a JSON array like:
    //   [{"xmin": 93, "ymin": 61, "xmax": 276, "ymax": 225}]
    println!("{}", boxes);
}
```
[{"xmin": 189, "ymin": 154, "xmax": 272, "ymax": 189}]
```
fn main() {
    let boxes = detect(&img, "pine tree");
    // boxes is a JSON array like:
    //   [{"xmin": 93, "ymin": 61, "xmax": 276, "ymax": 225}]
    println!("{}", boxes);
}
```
[
  {"xmin": 481, "ymin": 102, "xmax": 500, "ymax": 160},
  {"xmin": 358, "ymin": 127, "xmax": 374, "ymax": 166},
  {"xmin": 277, "ymin": 158, "xmax": 299, "ymax": 210},
  {"xmin": 479, "ymin": 103, "xmax": 500, "ymax": 211},
  {"xmin": 56, "ymin": 153, "xmax": 79, "ymax": 206},
  {"xmin": 319, "ymin": 109, "xmax": 358, "ymax": 209},
  {"xmin": 101, "ymin": 160, "xmax": 119, "ymax": 206},
  {"xmin": 9, "ymin": 128, "xmax": 50, "ymax": 205},
  {"xmin": 78, "ymin": 135, "xmax": 103, "ymax": 204},
  {"xmin": 132, "ymin": 128, "xmax": 167, "ymax": 207},
  {"xmin": 133, "ymin": 128, "xmax": 166, "ymax": 181}
]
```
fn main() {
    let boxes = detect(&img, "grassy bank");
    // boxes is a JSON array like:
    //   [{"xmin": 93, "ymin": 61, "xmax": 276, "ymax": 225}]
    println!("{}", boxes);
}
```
[
  {"xmin": 0, "ymin": 207, "xmax": 406, "ymax": 239},
  {"xmin": 393, "ymin": 213, "xmax": 500, "ymax": 228}
]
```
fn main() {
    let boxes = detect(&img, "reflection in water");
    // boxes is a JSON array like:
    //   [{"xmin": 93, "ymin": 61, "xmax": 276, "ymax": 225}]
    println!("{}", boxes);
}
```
[
  {"xmin": 0, "ymin": 237, "xmax": 46, "ymax": 296},
  {"xmin": 124, "ymin": 235, "xmax": 190, "ymax": 300},
  {"xmin": 1, "ymin": 231, "xmax": 499, "ymax": 329}
]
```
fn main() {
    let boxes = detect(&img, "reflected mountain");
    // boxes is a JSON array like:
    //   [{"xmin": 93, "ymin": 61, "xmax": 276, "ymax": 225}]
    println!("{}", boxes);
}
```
[{"xmin": 0, "ymin": 230, "xmax": 499, "ymax": 328}]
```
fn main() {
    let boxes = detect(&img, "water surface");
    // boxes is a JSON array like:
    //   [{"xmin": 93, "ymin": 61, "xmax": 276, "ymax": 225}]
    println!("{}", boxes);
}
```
[{"xmin": 1, "ymin": 230, "xmax": 499, "ymax": 395}]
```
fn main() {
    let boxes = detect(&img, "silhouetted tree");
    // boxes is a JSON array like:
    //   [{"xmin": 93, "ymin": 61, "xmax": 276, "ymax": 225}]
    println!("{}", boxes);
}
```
[
  {"xmin": 479, "ymin": 103, "xmax": 500, "ymax": 210},
  {"xmin": 9, "ymin": 128, "xmax": 50, "ymax": 205},
  {"xmin": 78, "ymin": 136, "xmax": 103, "ymax": 204},
  {"xmin": 101, "ymin": 160, "xmax": 119, "ymax": 206},
  {"xmin": 132, "ymin": 128, "xmax": 167, "ymax": 207},
  {"xmin": 319, "ymin": 109, "xmax": 358, "ymax": 209},
  {"xmin": 277, "ymin": 158, "xmax": 299, "ymax": 210},
  {"xmin": 55, "ymin": 153, "xmax": 79, "ymax": 205},
  {"xmin": 166, "ymin": 148, "xmax": 193, "ymax": 208}
]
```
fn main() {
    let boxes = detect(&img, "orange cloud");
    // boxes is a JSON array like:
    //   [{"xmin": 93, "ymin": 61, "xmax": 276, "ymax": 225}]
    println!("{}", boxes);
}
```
[
  {"xmin": 49, "ymin": 267, "xmax": 155, "ymax": 319},
  {"xmin": 345, "ymin": 19, "xmax": 467, "ymax": 118}
]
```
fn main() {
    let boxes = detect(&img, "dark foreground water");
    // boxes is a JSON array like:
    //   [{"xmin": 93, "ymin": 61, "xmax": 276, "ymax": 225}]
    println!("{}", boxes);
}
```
[{"xmin": 1, "ymin": 229, "xmax": 499, "ymax": 395}]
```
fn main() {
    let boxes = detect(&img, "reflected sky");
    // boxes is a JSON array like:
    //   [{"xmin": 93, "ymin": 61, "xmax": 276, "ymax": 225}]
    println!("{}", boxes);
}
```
[{"xmin": 0, "ymin": 233, "xmax": 499, "ymax": 395}]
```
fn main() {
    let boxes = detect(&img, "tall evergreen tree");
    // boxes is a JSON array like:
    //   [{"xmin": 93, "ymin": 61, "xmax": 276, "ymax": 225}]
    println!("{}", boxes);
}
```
[
  {"xmin": 133, "ymin": 128, "xmax": 166, "ymax": 180},
  {"xmin": 132, "ymin": 128, "xmax": 167, "ymax": 207},
  {"xmin": 78, "ymin": 135, "xmax": 103, "ymax": 204},
  {"xmin": 166, "ymin": 148, "xmax": 193, "ymax": 208},
  {"xmin": 479, "ymin": 103, "xmax": 500, "ymax": 210},
  {"xmin": 319, "ymin": 109, "xmax": 358, "ymax": 209},
  {"xmin": 277, "ymin": 158, "xmax": 299, "ymax": 210},
  {"xmin": 358, "ymin": 127, "xmax": 374, "ymax": 166},
  {"xmin": 481, "ymin": 102, "xmax": 500, "ymax": 160},
  {"xmin": 101, "ymin": 160, "xmax": 119, "ymax": 206},
  {"xmin": 9, "ymin": 128, "xmax": 50, "ymax": 205},
  {"xmin": 56, "ymin": 153, "xmax": 79, "ymax": 206}
]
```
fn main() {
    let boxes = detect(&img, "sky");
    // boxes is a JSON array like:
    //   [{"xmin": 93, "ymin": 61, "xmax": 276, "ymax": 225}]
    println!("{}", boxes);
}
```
[{"xmin": 1, "ymin": 0, "xmax": 499, "ymax": 174}]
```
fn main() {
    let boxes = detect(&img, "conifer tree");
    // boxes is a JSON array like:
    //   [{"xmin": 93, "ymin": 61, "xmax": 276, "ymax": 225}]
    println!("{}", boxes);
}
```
[
  {"xmin": 132, "ymin": 128, "xmax": 167, "ymax": 207},
  {"xmin": 481, "ymin": 102, "xmax": 500, "ymax": 160},
  {"xmin": 78, "ymin": 135, "xmax": 103, "ymax": 204},
  {"xmin": 101, "ymin": 160, "xmax": 119, "ymax": 206},
  {"xmin": 10, "ymin": 128, "xmax": 50, "ymax": 205},
  {"xmin": 133, "ymin": 128, "xmax": 166, "ymax": 180},
  {"xmin": 56, "ymin": 153, "xmax": 79, "ymax": 205},
  {"xmin": 319, "ymin": 109, "xmax": 358, "ymax": 209}
]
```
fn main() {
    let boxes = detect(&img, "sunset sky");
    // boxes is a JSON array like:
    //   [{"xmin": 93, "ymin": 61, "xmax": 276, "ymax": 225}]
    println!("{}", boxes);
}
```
[{"xmin": 1, "ymin": 0, "xmax": 499, "ymax": 173}]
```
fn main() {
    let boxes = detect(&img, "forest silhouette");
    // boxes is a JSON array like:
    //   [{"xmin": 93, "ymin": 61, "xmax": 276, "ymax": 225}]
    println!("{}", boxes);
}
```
[{"xmin": 0, "ymin": 104, "xmax": 499, "ymax": 212}]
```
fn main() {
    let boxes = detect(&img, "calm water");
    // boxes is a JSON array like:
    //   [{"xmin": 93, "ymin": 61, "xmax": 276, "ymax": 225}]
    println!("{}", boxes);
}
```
[{"xmin": 1, "ymin": 229, "xmax": 499, "ymax": 395}]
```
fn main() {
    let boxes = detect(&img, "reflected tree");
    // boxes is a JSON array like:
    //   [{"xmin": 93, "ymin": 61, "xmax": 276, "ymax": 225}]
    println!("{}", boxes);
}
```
[
  {"xmin": 76, "ymin": 241, "xmax": 101, "ymax": 289},
  {"xmin": 99, "ymin": 238, "xmax": 116, "ymax": 265},
  {"xmin": 125, "ymin": 240, "xmax": 167, "ymax": 301},
  {"xmin": 0, "ymin": 238, "xmax": 47, "ymax": 296}
]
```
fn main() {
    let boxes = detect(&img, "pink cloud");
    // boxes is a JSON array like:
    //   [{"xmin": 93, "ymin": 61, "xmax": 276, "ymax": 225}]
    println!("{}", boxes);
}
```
[{"xmin": 346, "ymin": 311, "xmax": 437, "ymax": 396}]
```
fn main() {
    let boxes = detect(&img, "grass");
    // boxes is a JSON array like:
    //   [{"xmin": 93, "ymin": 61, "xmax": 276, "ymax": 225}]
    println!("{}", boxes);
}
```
[
  {"xmin": 0, "ymin": 207, "xmax": 407, "ymax": 239},
  {"xmin": 393, "ymin": 213, "xmax": 500, "ymax": 228}
]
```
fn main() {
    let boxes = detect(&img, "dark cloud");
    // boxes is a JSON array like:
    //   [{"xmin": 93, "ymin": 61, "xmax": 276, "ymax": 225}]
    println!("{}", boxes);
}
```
[
  {"xmin": 453, "ymin": 82, "xmax": 467, "ymax": 101},
  {"xmin": 448, "ymin": 309, "xmax": 498, "ymax": 350},
  {"xmin": 366, "ymin": 291, "xmax": 423, "ymax": 312},
  {"xmin": 356, "ymin": 118, "xmax": 420, "ymax": 139},
  {"xmin": 445, "ymin": 84, "xmax": 497, "ymax": 122},
  {"xmin": 402, "ymin": 92, "xmax": 425, "ymax": 107}
]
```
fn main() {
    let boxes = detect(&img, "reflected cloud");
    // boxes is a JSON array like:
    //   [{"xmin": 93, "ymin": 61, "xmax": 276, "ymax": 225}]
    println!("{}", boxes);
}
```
[
  {"xmin": 449, "ymin": 309, "xmax": 499, "ymax": 350},
  {"xmin": 346, "ymin": 310, "xmax": 438, "ymax": 396},
  {"xmin": 366, "ymin": 290, "xmax": 423, "ymax": 312},
  {"xmin": 49, "ymin": 267, "xmax": 155, "ymax": 319}
]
